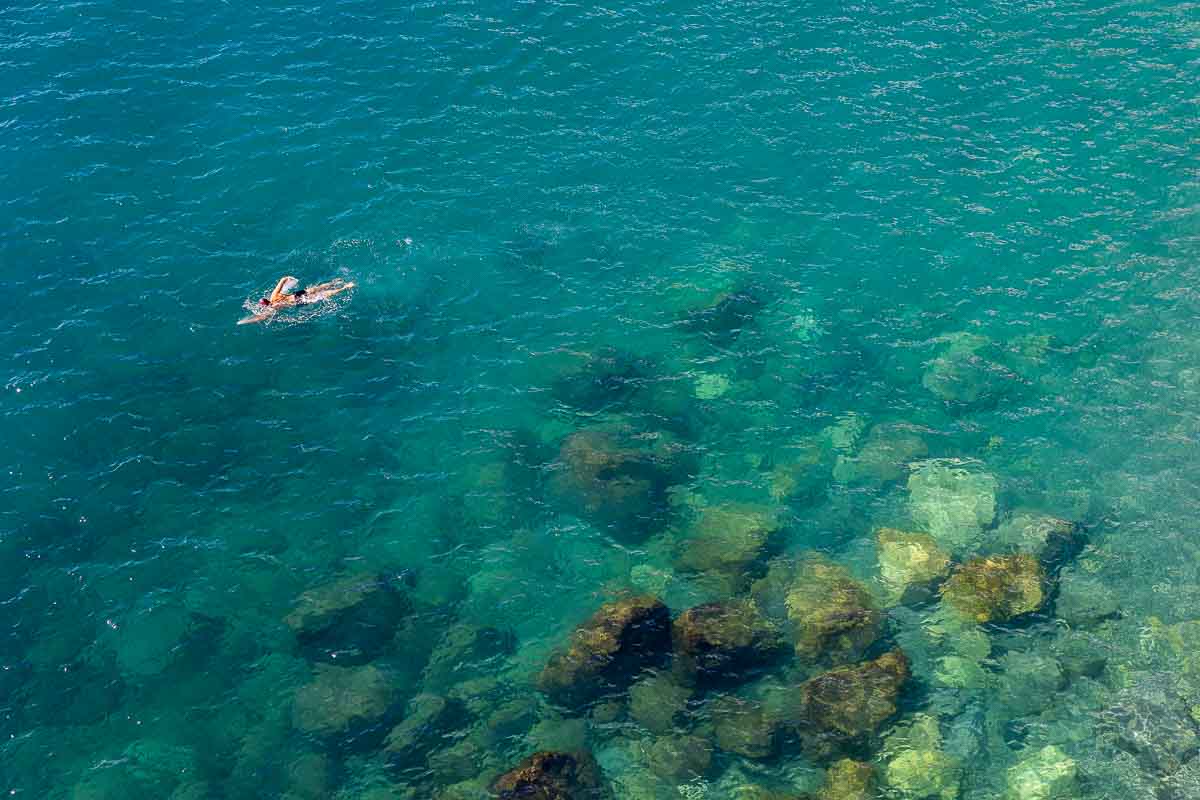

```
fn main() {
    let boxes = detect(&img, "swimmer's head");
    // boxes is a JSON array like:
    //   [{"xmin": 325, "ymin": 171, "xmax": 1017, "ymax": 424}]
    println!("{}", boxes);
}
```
[{"xmin": 260, "ymin": 298, "xmax": 270, "ymax": 306}]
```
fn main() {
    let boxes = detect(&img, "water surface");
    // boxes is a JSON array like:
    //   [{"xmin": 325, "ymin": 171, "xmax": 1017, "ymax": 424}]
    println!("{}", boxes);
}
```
[{"xmin": 2, "ymin": 0, "xmax": 1199, "ymax": 797}]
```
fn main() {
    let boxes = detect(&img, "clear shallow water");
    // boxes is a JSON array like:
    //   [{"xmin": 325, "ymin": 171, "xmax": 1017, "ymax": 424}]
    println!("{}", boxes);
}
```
[{"xmin": 2, "ymin": 0, "xmax": 1199, "ymax": 797}]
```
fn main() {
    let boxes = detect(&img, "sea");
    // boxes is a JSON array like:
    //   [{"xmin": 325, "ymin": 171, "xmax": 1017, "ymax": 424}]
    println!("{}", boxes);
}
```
[{"xmin": 2, "ymin": 0, "xmax": 1199, "ymax": 797}]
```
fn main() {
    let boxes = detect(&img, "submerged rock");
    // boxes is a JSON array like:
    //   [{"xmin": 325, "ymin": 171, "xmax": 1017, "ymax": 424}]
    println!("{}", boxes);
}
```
[
  {"xmin": 694, "ymin": 372, "xmax": 733, "ymax": 400},
  {"xmin": 940, "ymin": 554, "xmax": 1046, "ymax": 624},
  {"xmin": 783, "ymin": 558, "xmax": 882, "ymax": 666},
  {"xmin": 942, "ymin": 704, "xmax": 986, "ymax": 764},
  {"xmin": 384, "ymin": 693, "xmax": 468, "ymax": 765},
  {"xmin": 483, "ymin": 699, "xmax": 541, "ymax": 746},
  {"xmin": 818, "ymin": 759, "xmax": 875, "ymax": 800},
  {"xmin": 430, "ymin": 736, "xmax": 494, "ymax": 784},
  {"xmin": 285, "ymin": 751, "xmax": 331, "ymax": 800},
  {"xmin": 932, "ymin": 655, "xmax": 990, "ymax": 690},
  {"xmin": 538, "ymin": 595, "xmax": 672, "ymax": 708},
  {"xmin": 645, "ymin": 733, "xmax": 714, "ymax": 782},
  {"xmin": 438, "ymin": 455, "xmax": 531, "ymax": 543},
  {"xmin": 1141, "ymin": 617, "xmax": 1200, "ymax": 682},
  {"xmin": 885, "ymin": 712, "xmax": 945, "ymax": 751},
  {"xmin": 673, "ymin": 600, "xmax": 784, "ymax": 686},
  {"xmin": 628, "ymin": 671, "xmax": 693, "ymax": 734},
  {"xmin": 1102, "ymin": 674, "xmax": 1200, "ymax": 774},
  {"xmin": 876, "ymin": 528, "xmax": 951, "ymax": 606},
  {"xmin": 423, "ymin": 623, "xmax": 517, "ymax": 691},
  {"xmin": 292, "ymin": 664, "xmax": 397, "ymax": 741},
  {"xmin": 997, "ymin": 651, "xmax": 1065, "ymax": 716},
  {"xmin": 589, "ymin": 700, "xmax": 624, "ymax": 725},
  {"xmin": 712, "ymin": 695, "xmax": 778, "ymax": 760},
  {"xmin": 750, "ymin": 557, "xmax": 800, "ymax": 620},
  {"xmin": 768, "ymin": 440, "xmax": 824, "ymax": 503},
  {"xmin": 793, "ymin": 650, "xmax": 910, "ymax": 757},
  {"xmin": 884, "ymin": 747, "xmax": 962, "ymax": 800},
  {"xmin": 1162, "ymin": 760, "xmax": 1200, "ymax": 800},
  {"xmin": 1005, "ymin": 745, "xmax": 1078, "ymax": 800},
  {"xmin": 1051, "ymin": 629, "xmax": 1108, "ymax": 680},
  {"xmin": 824, "ymin": 413, "xmax": 867, "ymax": 453},
  {"xmin": 1007, "ymin": 332, "xmax": 1055, "ymax": 374},
  {"xmin": 491, "ymin": 751, "xmax": 605, "ymax": 800},
  {"xmin": 628, "ymin": 563, "xmax": 679, "ymax": 599},
  {"xmin": 111, "ymin": 603, "xmax": 207, "ymax": 679},
  {"xmin": 596, "ymin": 740, "xmax": 682, "ymax": 800},
  {"xmin": 435, "ymin": 779, "xmax": 493, "ymax": 800},
  {"xmin": 549, "ymin": 427, "xmax": 694, "ymax": 540},
  {"xmin": 675, "ymin": 502, "xmax": 782, "ymax": 584},
  {"xmin": 528, "ymin": 717, "xmax": 589, "ymax": 753},
  {"xmin": 993, "ymin": 512, "xmax": 1085, "ymax": 568},
  {"xmin": 922, "ymin": 332, "xmax": 1015, "ymax": 406},
  {"xmin": 284, "ymin": 573, "xmax": 410, "ymax": 663},
  {"xmin": 679, "ymin": 288, "xmax": 764, "ymax": 343},
  {"xmin": 1054, "ymin": 567, "xmax": 1118, "ymax": 626},
  {"xmin": 551, "ymin": 349, "xmax": 651, "ymax": 413},
  {"xmin": 907, "ymin": 461, "xmax": 997, "ymax": 553},
  {"xmin": 446, "ymin": 674, "xmax": 507, "ymax": 721},
  {"xmin": 71, "ymin": 740, "xmax": 197, "ymax": 800},
  {"xmin": 881, "ymin": 713, "xmax": 961, "ymax": 799},
  {"xmin": 832, "ymin": 424, "xmax": 927, "ymax": 486}
]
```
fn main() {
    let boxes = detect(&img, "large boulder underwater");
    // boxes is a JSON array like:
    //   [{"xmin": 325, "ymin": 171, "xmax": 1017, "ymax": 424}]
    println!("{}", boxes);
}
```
[
  {"xmin": 1004, "ymin": 745, "xmax": 1078, "ymax": 800},
  {"xmin": 993, "ymin": 511, "xmax": 1086, "ymax": 571},
  {"xmin": 644, "ymin": 733, "xmax": 715, "ymax": 783},
  {"xmin": 875, "ymin": 528, "xmax": 951, "ymax": 606},
  {"xmin": 832, "ymin": 423, "xmax": 928, "ymax": 487},
  {"xmin": 717, "ymin": 649, "xmax": 915, "ymax": 769},
  {"xmin": 940, "ymin": 554, "xmax": 1046, "ymax": 624},
  {"xmin": 791, "ymin": 649, "xmax": 911, "ymax": 760},
  {"xmin": 906, "ymin": 460, "xmax": 997, "ymax": 555},
  {"xmin": 549, "ymin": 349, "xmax": 654, "ymax": 414},
  {"xmin": 751, "ymin": 556, "xmax": 882, "ymax": 668},
  {"xmin": 548, "ymin": 426, "xmax": 696, "ymax": 542},
  {"xmin": 383, "ymin": 692, "xmax": 470, "ymax": 768},
  {"xmin": 819, "ymin": 758, "xmax": 876, "ymax": 800},
  {"xmin": 780, "ymin": 559, "xmax": 882, "ymax": 667},
  {"xmin": 1101, "ymin": 673, "xmax": 1200, "ymax": 776},
  {"xmin": 712, "ymin": 694, "xmax": 779, "ymax": 760},
  {"xmin": 284, "ymin": 573, "xmax": 411, "ymax": 664},
  {"xmin": 672, "ymin": 599, "xmax": 786, "ymax": 687},
  {"xmin": 491, "ymin": 750, "xmax": 608, "ymax": 800},
  {"xmin": 674, "ymin": 502, "xmax": 783, "ymax": 591},
  {"xmin": 537, "ymin": 595, "xmax": 672, "ymax": 708},
  {"xmin": 541, "ymin": 347, "xmax": 699, "ymax": 434},
  {"xmin": 291, "ymin": 664, "xmax": 400, "ymax": 748},
  {"xmin": 628, "ymin": 669, "xmax": 694, "ymax": 734},
  {"xmin": 921, "ymin": 332, "xmax": 1019, "ymax": 407},
  {"xmin": 677, "ymin": 285, "xmax": 766, "ymax": 345}
]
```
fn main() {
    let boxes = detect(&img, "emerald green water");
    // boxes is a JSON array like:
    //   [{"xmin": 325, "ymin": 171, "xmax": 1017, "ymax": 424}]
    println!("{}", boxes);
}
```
[{"xmin": 2, "ymin": 0, "xmax": 1199, "ymax": 797}]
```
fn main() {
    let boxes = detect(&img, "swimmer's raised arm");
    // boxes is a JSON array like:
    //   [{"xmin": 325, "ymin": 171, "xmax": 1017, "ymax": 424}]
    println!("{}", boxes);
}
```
[{"xmin": 270, "ymin": 276, "xmax": 300, "ymax": 302}]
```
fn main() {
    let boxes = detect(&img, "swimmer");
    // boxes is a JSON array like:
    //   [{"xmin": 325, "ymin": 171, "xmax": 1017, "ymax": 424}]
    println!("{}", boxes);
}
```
[{"xmin": 237, "ymin": 276, "xmax": 356, "ymax": 325}]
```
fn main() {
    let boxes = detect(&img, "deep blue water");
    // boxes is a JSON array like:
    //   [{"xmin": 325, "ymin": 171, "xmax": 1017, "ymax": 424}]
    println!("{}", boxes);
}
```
[{"xmin": 2, "ymin": 0, "xmax": 1200, "ymax": 797}]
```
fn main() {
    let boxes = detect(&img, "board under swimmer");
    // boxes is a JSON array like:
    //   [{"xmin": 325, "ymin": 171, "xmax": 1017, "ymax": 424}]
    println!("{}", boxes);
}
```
[{"xmin": 238, "ymin": 276, "xmax": 356, "ymax": 325}]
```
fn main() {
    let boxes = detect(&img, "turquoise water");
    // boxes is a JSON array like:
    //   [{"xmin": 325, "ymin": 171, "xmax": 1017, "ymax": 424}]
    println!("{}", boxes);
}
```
[{"xmin": 3, "ymin": 0, "xmax": 1200, "ymax": 797}]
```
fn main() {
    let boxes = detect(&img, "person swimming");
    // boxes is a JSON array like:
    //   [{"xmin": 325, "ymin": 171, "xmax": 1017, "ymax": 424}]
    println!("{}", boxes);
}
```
[{"xmin": 238, "ymin": 276, "xmax": 356, "ymax": 325}]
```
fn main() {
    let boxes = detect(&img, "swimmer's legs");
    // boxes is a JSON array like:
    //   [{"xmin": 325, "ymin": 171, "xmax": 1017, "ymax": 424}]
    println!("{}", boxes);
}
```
[
  {"xmin": 304, "ymin": 278, "xmax": 348, "ymax": 293},
  {"xmin": 302, "ymin": 280, "xmax": 356, "ymax": 301}
]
